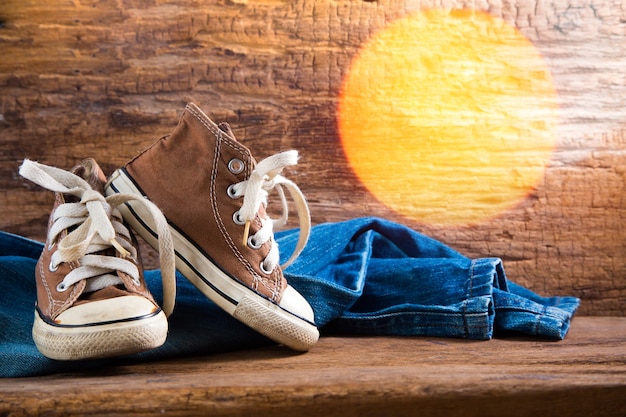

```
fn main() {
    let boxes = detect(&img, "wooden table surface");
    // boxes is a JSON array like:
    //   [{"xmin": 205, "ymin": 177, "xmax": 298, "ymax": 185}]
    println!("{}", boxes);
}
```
[{"xmin": 1, "ymin": 316, "xmax": 625, "ymax": 417}]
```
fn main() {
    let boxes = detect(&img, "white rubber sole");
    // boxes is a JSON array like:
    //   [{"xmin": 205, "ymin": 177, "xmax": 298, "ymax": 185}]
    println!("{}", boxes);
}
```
[
  {"xmin": 106, "ymin": 169, "xmax": 319, "ymax": 351},
  {"xmin": 32, "ymin": 309, "xmax": 168, "ymax": 361}
]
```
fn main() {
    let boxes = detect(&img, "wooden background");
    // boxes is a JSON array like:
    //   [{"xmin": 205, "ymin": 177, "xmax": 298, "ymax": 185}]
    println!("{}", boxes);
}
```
[{"xmin": 1, "ymin": 0, "xmax": 624, "ymax": 316}]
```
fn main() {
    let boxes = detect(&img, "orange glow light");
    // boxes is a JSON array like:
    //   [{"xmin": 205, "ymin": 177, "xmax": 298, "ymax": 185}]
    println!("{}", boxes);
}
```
[{"xmin": 338, "ymin": 9, "xmax": 558, "ymax": 226}]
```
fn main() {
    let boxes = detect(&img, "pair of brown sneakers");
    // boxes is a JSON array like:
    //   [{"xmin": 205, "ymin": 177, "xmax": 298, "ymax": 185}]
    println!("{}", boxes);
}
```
[{"xmin": 20, "ymin": 103, "xmax": 319, "ymax": 360}]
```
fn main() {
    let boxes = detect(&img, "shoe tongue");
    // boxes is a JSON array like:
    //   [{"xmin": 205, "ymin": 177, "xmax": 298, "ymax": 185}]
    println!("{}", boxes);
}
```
[
  {"xmin": 218, "ymin": 122, "xmax": 237, "ymax": 140},
  {"xmin": 62, "ymin": 159, "xmax": 107, "ymax": 205},
  {"xmin": 75, "ymin": 158, "xmax": 107, "ymax": 194},
  {"xmin": 217, "ymin": 121, "xmax": 258, "ymax": 166}
]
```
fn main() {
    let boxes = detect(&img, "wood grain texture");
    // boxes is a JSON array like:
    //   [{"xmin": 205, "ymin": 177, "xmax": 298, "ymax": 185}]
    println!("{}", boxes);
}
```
[
  {"xmin": 1, "ymin": 317, "xmax": 625, "ymax": 416},
  {"xmin": 1, "ymin": 0, "xmax": 625, "ymax": 315}
]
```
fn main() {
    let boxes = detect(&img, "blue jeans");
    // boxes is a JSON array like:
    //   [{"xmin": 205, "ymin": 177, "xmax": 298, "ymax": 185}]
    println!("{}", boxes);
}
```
[{"xmin": 0, "ymin": 217, "xmax": 579, "ymax": 377}]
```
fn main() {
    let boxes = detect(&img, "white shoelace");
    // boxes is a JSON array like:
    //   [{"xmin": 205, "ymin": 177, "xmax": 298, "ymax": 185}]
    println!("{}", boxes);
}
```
[
  {"xmin": 229, "ymin": 150, "xmax": 310, "ymax": 273},
  {"xmin": 19, "ymin": 160, "xmax": 176, "ymax": 316}
]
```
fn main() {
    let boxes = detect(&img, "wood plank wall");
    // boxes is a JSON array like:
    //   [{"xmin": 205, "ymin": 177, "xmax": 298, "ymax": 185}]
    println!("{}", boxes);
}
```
[{"xmin": 1, "ymin": 0, "xmax": 625, "ymax": 316}]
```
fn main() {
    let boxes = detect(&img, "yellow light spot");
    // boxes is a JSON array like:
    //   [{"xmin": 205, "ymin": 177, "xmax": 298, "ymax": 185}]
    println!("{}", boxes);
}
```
[{"xmin": 338, "ymin": 9, "xmax": 558, "ymax": 226}]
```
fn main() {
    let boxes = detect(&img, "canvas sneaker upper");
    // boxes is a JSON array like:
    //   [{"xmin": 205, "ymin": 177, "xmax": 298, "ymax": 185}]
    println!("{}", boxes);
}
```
[{"xmin": 106, "ymin": 103, "xmax": 319, "ymax": 351}]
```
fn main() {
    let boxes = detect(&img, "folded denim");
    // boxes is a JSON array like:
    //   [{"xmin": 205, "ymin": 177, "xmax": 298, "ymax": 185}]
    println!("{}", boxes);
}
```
[
  {"xmin": 0, "ymin": 217, "xmax": 579, "ymax": 377},
  {"xmin": 278, "ymin": 217, "xmax": 579, "ymax": 340}
]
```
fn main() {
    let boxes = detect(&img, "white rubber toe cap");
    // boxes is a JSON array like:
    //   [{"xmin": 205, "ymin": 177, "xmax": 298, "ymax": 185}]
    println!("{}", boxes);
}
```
[{"xmin": 279, "ymin": 285, "xmax": 315, "ymax": 323}]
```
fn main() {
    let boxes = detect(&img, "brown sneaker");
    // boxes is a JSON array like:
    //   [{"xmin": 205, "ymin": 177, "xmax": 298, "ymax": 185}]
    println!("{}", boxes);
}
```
[
  {"xmin": 105, "ymin": 103, "xmax": 319, "ymax": 351},
  {"xmin": 19, "ymin": 158, "xmax": 176, "ymax": 360}
]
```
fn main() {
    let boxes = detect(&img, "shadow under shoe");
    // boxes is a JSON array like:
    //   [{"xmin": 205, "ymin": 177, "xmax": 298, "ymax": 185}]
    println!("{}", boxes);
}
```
[
  {"xmin": 106, "ymin": 103, "xmax": 319, "ymax": 351},
  {"xmin": 19, "ymin": 158, "xmax": 172, "ymax": 360}
]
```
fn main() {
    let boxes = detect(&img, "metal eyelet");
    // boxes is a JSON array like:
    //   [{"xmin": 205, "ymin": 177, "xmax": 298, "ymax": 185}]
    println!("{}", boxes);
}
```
[
  {"xmin": 227, "ymin": 184, "xmax": 239, "ymax": 199},
  {"xmin": 232, "ymin": 210, "xmax": 245, "ymax": 225},
  {"xmin": 260, "ymin": 261, "xmax": 273, "ymax": 275},
  {"xmin": 247, "ymin": 235, "xmax": 262, "ymax": 250},
  {"xmin": 56, "ymin": 282, "xmax": 68, "ymax": 292},
  {"xmin": 48, "ymin": 261, "xmax": 59, "ymax": 273},
  {"xmin": 228, "ymin": 158, "xmax": 245, "ymax": 175}
]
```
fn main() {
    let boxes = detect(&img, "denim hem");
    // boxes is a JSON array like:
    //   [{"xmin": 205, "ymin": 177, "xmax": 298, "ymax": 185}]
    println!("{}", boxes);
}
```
[
  {"xmin": 323, "ymin": 296, "xmax": 494, "ymax": 340},
  {"xmin": 493, "ymin": 288, "xmax": 580, "ymax": 340}
]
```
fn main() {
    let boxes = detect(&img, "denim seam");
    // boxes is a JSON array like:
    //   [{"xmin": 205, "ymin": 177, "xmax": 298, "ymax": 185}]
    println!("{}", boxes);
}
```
[
  {"xmin": 469, "ymin": 259, "xmax": 475, "ymax": 298},
  {"xmin": 463, "ymin": 260, "xmax": 477, "ymax": 338},
  {"xmin": 340, "ymin": 310, "xmax": 490, "ymax": 320},
  {"xmin": 534, "ymin": 305, "xmax": 548, "ymax": 335},
  {"xmin": 332, "ymin": 312, "xmax": 491, "ymax": 331}
]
